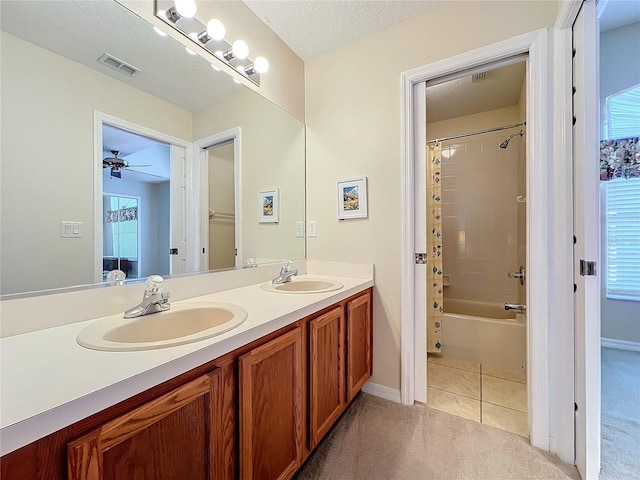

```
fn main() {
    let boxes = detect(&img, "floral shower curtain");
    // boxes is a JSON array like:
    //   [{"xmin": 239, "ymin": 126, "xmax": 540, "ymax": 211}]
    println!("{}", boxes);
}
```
[
  {"xmin": 427, "ymin": 143, "xmax": 443, "ymax": 353},
  {"xmin": 600, "ymin": 137, "xmax": 639, "ymax": 181}
]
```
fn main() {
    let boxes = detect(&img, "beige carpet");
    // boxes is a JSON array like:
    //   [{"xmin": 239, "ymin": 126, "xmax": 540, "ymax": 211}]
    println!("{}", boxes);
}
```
[
  {"xmin": 296, "ymin": 393, "xmax": 579, "ymax": 480},
  {"xmin": 600, "ymin": 347, "xmax": 640, "ymax": 480}
]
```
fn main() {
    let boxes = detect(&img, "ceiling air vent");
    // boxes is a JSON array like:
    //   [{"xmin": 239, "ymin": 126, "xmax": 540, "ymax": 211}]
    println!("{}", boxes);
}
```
[
  {"xmin": 97, "ymin": 53, "xmax": 140, "ymax": 77},
  {"xmin": 471, "ymin": 72, "xmax": 488, "ymax": 82}
]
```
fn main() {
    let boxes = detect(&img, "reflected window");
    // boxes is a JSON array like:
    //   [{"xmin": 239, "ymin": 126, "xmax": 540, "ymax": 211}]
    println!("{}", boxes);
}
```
[{"xmin": 103, "ymin": 195, "xmax": 139, "ymax": 280}]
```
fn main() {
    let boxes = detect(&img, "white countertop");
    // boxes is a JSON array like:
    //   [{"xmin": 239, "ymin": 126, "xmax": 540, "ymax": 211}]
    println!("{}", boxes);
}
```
[{"xmin": 0, "ymin": 271, "xmax": 373, "ymax": 456}]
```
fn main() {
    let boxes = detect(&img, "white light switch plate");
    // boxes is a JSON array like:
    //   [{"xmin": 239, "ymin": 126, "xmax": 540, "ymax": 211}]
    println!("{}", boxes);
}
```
[
  {"xmin": 295, "ymin": 221, "xmax": 304, "ymax": 238},
  {"xmin": 308, "ymin": 221, "xmax": 317, "ymax": 238},
  {"xmin": 60, "ymin": 221, "xmax": 82, "ymax": 238}
]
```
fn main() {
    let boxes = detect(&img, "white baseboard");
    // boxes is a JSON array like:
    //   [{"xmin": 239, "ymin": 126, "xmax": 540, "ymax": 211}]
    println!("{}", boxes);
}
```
[
  {"xmin": 601, "ymin": 337, "xmax": 640, "ymax": 352},
  {"xmin": 361, "ymin": 381, "xmax": 402, "ymax": 403}
]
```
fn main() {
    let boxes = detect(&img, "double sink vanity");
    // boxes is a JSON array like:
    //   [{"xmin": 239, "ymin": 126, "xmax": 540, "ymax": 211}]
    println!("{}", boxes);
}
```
[{"xmin": 0, "ymin": 262, "xmax": 374, "ymax": 480}]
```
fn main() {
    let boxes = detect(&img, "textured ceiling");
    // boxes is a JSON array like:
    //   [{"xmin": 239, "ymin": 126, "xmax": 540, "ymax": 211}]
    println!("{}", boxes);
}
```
[{"xmin": 243, "ymin": 0, "xmax": 443, "ymax": 60}]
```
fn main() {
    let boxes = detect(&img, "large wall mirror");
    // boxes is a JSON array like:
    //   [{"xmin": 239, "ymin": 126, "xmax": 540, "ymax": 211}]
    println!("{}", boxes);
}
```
[{"xmin": 0, "ymin": 0, "xmax": 306, "ymax": 296}]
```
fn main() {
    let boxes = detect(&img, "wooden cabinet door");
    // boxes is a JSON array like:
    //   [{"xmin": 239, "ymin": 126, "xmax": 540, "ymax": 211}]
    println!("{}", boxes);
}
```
[
  {"xmin": 347, "ymin": 292, "xmax": 372, "ymax": 401},
  {"xmin": 309, "ymin": 307, "xmax": 346, "ymax": 449},
  {"xmin": 239, "ymin": 328, "xmax": 302, "ymax": 480},
  {"xmin": 67, "ymin": 370, "xmax": 223, "ymax": 480}
]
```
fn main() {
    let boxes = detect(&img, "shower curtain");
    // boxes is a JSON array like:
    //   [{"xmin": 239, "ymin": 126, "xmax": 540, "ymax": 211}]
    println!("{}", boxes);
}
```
[{"xmin": 427, "ymin": 144, "xmax": 443, "ymax": 353}]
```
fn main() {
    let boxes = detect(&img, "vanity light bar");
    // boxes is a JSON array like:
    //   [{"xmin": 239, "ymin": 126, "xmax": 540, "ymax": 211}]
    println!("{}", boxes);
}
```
[{"xmin": 154, "ymin": 0, "xmax": 266, "ymax": 86}]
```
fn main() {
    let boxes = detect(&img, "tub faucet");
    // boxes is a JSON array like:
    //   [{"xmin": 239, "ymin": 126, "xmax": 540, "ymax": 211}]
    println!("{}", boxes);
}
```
[
  {"xmin": 504, "ymin": 303, "xmax": 526, "ymax": 313},
  {"xmin": 272, "ymin": 260, "xmax": 298, "ymax": 284},
  {"xmin": 124, "ymin": 275, "xmax": 170, "ymax": 318}
]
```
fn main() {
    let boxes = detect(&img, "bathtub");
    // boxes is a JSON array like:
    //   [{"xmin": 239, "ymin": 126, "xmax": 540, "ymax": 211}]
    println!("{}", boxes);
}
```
[{"xmin": 440, "ymin": 298, "xmax": 527, "ymax": 373}]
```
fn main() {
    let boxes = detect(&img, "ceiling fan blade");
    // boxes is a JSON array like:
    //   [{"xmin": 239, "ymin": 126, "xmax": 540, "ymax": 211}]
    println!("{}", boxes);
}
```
[{"xmin": 124, "ymin": 164, "xmax": 152, "ymax": 168}]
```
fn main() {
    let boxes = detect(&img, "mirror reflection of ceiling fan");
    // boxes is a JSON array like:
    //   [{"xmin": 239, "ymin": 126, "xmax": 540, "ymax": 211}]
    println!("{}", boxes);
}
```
[{"xmin": 102, "ymin": 150, "xmax": 151, "ymax": 178}]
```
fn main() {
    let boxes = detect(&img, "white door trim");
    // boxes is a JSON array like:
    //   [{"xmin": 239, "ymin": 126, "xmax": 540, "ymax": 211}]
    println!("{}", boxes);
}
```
[
  {"xmin": 93, "ymin": 111, "xmax": 193, "ymax": 283},
  {"xmin": 400, "ymin": 28, "xmax": 554, "ymax": 452},
  {"xmin": 549, "ymin": 0, "xmax": 584, "ymax": 464},
  {"xmin": 194, "ymin": 127, "xmax": 243, "ymax": 268}
]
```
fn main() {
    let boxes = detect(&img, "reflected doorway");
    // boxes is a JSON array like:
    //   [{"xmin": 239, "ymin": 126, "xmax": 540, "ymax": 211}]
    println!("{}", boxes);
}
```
[
  {"xmin": 100, "ymin": 122, "xmax": 173, "ymax": 282},
  {"xmin": 205, "ymin": 141, "xmax": 236, "ymax": 270}
]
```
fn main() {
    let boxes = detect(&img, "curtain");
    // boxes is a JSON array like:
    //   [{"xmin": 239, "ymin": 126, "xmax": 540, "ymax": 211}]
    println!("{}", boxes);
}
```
[
  {"xmin": 600, "ymin": 137, "xmax": 639, "ymax": 181},
  {"xmin": 427, "ymin": 143, "xmax": 443, "ymax": 353}
]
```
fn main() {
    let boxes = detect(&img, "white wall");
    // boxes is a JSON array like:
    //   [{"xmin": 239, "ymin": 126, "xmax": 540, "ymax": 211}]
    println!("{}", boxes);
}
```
[
  {"xmin": 193, "ymin": 89, "xmax": 306, "ymax": 264},
  {"xmin": 598, "ymin": 22, "xmax": 640, "ymax": 343},
  {"xmin": 0, "ymin": 32, "xmax": 192, "ymax": 295},
  {"xmin": 305, "ymin": 1, "xmax": 559, "ymax": 391}
]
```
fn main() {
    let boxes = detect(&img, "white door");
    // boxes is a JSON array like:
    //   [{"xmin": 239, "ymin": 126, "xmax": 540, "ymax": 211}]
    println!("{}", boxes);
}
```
[
  {"xmin": 572, "ymin": 0, "xmax": 601, "ymax": 477},
  {"xmin": 170, "ymin": 145, "xmax": 187, "ymax": 274}
]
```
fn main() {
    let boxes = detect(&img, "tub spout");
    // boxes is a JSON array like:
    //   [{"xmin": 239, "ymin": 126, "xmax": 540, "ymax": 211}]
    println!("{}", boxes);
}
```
[{"xmin": 504, "ymin": 303, "xmax": 526, "ymax": 313}]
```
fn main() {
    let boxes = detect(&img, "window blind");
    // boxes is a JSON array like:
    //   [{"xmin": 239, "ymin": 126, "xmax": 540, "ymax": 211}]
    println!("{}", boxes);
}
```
[
  {"xmin": 605, "ymin": 84, "xmax": 640, "ymax": 140},
  {"xmin": 605, "ymin": 177, "xmax": 640, "ymax": 301}
]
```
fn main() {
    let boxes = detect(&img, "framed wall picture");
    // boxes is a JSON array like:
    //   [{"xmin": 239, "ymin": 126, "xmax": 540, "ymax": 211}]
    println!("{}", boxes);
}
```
[
  {"xmin": 258, "ymin": 189, "xmax": 279, "ymax": 223},
  {"xmin": 337, "ymin": 177, "xmax": 368, "ymax": 220}
]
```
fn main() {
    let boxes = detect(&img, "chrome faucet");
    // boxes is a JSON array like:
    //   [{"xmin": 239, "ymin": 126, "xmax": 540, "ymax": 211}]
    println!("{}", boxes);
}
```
[
  {"xmin": 272, "ymin": 260, "xmax": 298, "ymax": 284},
  {"xmin": 124, "ymin": 275, "xmax": 170, "ymax": 318},
  {"xmin": 504, "ymin": 303, "xmax": 527, "ymax": 313}
]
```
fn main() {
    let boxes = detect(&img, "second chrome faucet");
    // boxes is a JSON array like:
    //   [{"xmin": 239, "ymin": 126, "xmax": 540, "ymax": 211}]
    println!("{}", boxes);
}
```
[{"xmin": 272, "ymin": 260, "xmax": 298, "ymax": 284}]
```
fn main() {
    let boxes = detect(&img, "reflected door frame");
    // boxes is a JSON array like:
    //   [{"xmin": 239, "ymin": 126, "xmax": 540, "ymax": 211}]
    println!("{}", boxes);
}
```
[
  {"xmin": 93, "ymin": 111, "xmax": 193, "ymax": 283},
  {"xmin": 194, "ymin": 127, "xmax": 243, "ymax": 270}
]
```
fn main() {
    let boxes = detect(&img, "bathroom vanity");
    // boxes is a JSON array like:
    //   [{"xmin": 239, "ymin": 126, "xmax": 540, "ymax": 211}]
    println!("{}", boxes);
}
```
[{"xmin": 0, "ymin": 268, "xmax": 373, "ymax": 480}]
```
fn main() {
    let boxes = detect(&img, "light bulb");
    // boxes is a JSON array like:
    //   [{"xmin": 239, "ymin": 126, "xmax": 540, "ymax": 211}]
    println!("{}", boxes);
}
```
[
  {"xmin": 253, "ymin": 56, "xmax": 269, "ymax": 74},
  {"xmin": 174, "ymin": 0, "xmax": 196, "ymax": 18},
  {"xmin": 206, "ymin": 19, "xmax": 225, "ymax": 41},
  {"xmin": 232, "ymin": 40, "xmax": 249, "ymax": 60}
]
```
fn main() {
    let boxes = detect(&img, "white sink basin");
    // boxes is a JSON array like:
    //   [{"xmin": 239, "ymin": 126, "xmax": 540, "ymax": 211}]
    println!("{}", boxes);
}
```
[
  {"xmin": 77, "ymin": 302, "xmax": 248, "ymax": 351},
  {"xmin": 261, "ymin": 277, "xmax": 343, "ymax": 294}
]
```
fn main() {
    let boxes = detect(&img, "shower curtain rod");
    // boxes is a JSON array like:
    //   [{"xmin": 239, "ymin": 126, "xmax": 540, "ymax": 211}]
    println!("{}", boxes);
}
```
[{"xmin": 426, "ymin": 121, "xmax": 526, "ymax": 145}]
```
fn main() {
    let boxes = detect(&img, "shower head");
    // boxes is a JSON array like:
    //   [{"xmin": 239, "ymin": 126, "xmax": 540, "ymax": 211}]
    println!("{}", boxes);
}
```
[{"xmin": 499, "ymin": 130, "xmax": 525, "ymax": 149}]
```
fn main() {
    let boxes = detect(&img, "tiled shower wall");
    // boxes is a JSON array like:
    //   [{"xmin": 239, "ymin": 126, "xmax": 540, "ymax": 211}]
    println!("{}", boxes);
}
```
[{"xmin": 440, "ymin": 132, "xmax": 522, "ymax": 305}]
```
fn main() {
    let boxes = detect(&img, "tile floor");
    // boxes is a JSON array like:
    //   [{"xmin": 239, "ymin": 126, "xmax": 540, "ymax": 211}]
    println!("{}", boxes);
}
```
[{"xmin": 426, "ymin": 354, "xmax": 529, "ymax": 437}]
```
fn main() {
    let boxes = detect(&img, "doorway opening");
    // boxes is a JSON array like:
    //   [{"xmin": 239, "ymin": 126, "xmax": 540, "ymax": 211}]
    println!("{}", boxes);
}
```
[
  {"xmin": 102, "ymin": 124, "xmax": 170, "ymax": 281},
  {"xmin": 94, "ymin": 112, "xmax": 191, "ymax": 284},
  {"xmin": 194, "ymin": 127, "xmax": 242, "ymax": 271},
  {"xmin": 597, "ymin": 2, "xmax": 640, "ymax": 477},
  {"xmin": 423, "ymin": 58, "xmax": 529, "ymax": 437}
]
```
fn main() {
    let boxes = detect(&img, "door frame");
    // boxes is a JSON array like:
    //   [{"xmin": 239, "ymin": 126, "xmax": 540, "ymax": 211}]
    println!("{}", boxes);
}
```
[
  {"xmin": 93, "ymin": 111, "xmax": 193, "ymax": 283},
  {"xmin": 194, "ymin": 127, "xmax": 243, "ymax": 269},
  {"xmin": 400, "ymin": 28, "xmax": 558, "ymax": 453}
]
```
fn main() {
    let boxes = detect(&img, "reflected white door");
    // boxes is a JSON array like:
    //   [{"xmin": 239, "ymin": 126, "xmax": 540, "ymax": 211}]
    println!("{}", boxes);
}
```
[
  {"xmin": 170, "ymin": 145, "xmax": 186, "ymax": 274},
  {"xmin": 573, "ymin": 0, "xmax": 601, "ymax": 477}
]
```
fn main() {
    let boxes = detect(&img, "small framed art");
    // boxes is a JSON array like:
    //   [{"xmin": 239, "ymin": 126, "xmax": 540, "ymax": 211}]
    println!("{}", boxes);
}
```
[
  {"xmin": 258, "ymin": 189, "xmax": 279, "ymax": 223},
  {"xmin": 337, "ymin": 177, "xmax": 368, "ymax": 220}
]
